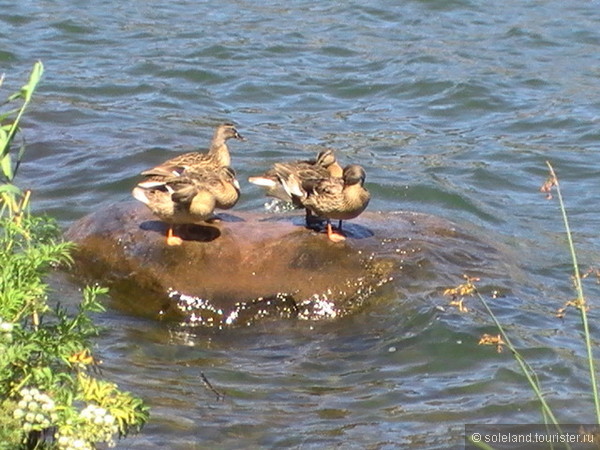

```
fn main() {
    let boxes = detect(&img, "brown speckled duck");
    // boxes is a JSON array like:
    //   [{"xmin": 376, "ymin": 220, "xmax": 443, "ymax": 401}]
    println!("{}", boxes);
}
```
[
  {"xmin": 248, "ymin": 149, "xmax": 343, "ymax": 223},
  {"xmin": 274, "ymin": 164, "xmax": 370, "ymax": 242},
  {"xmin": 140, "ymin": 123, "xmax": 245, "ymax": 179},
  {"xmin": 132, "ymin": 166, "xmax": 240, "ymax": 245}
]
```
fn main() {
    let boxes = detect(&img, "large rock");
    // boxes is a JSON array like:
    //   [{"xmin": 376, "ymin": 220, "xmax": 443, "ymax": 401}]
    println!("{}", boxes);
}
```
[{"xmin": 65, "ymin": 202, "xmax": 503, "ymax": 327}]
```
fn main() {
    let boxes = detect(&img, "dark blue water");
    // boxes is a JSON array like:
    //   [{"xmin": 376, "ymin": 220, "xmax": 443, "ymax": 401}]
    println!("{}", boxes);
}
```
[{"xmin": 2, "ymin": 0, "xmax": 600, "ymax": 447}]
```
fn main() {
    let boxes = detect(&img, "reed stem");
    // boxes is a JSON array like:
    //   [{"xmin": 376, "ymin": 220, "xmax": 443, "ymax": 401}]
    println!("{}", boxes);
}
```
[{"xmin": 545, "ymin": 161, "xmax": 600, "ymax": 424}]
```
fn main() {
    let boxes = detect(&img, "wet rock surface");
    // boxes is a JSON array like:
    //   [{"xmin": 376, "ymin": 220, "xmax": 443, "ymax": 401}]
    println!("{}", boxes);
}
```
[{"xmin": 65, "ymin": 202, "xmax": 504, "ymax": 327}]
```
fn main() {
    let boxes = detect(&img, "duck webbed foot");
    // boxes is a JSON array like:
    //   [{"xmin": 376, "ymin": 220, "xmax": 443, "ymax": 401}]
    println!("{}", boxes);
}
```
[
  {"xmin": 166, "ymin": 226, "xmax": 183, "ymax": 246},
  {"xmin": 326, "ymin": 221, "xmax": 346, "ymax": 242}
]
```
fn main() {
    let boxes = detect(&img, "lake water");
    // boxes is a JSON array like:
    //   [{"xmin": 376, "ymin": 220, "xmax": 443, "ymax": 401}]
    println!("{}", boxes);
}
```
[{"xmin": 2, "ymin": 0, "xmax": 600, "ymax": 448}]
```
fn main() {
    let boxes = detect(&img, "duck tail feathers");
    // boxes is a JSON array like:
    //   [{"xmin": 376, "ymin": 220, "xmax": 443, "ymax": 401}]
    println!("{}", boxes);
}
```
[
  {"xmin": 248, "ymin": 176, "xmax": 277, "ymax": 187},
  {"xmin": 273, "ymin": 163, "xmax": 305, "ymax": 199},
  {"xmin": 132, "ymin": 186, "xmax": 150, "ymax": 204}
]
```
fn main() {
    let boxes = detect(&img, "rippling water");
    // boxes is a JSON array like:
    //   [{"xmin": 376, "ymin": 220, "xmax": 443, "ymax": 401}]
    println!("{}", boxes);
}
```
[{"xmin": 2, "ymin": 0, "xmax": 600, "ymax": 448}]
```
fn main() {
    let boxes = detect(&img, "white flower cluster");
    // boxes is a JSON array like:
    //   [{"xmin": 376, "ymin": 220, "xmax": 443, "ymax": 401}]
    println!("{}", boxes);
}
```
[
  {"xmin": 55, "ymin": 404, "xmax": 118, "ymax": 449},
  {"xmin": 13, "ymin": 387, "xmax": 58, "ymax": 432},
  {"xmin": 0, "ymin": 318, "xmax": 14, "ymax": 343},
  {"xmin": 58, "ymin": 404, "xmax": 118, "ymax": 449},
  {"xmin": 80, "ymin": 404, "xmax": 117, "ymax": 429},
  {"xmin": 55, "ymin": 435, "xmax": 94, "ymax": 450}
]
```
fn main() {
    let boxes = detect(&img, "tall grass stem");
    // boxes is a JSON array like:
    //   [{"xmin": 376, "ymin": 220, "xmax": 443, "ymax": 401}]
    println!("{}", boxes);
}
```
[{"xmin": 545, "ymin": 161, "xmax": 600, "ymax": 424}]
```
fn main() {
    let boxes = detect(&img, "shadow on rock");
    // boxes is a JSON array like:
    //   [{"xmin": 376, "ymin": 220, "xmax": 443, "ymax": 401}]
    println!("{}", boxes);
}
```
[{"xmin": 139, "ymin": 221, "xmax": 221, "ymax": 242}]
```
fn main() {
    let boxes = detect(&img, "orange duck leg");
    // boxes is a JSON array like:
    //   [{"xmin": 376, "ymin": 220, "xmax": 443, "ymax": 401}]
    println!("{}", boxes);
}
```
[
  {"xmin": 166, "ymin": 225, "xmax": 183, "ymax": 246},
  {"xmin": 326, "ymin": 221, "xmax": 346, "ymax": 242}
]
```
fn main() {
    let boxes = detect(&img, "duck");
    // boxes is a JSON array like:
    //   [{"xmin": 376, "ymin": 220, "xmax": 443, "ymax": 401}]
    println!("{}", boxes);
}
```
[
  {"xmin": 140, "ymin": 123, "xmax": 245, "ymax": 179},
  {"xmin": 132, "ymin": 166, "xmax": 240, "ymax": 246},
  {"xmin": 274, "ymin": 164, "xmax": 370, "ymax": 242},
  {"xmin": 248, "ymin": 149, "xmax": 343, "ymax": 223}
]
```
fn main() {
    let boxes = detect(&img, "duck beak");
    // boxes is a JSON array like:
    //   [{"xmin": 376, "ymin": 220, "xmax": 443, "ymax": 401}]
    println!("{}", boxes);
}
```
[
  {"xmin": 234, "ymin": 130, "xmax": 246, "ymax": 141},
  {"xmin": 233, "ymin": 179, "xmax": 241, "ymax": 190}
]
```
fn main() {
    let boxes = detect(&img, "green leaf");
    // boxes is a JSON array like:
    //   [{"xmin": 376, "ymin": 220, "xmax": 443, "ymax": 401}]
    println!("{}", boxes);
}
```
[
  {"xmin": 1, "ymin": 153, "xmax": 13, "ymax": 180},
  {"xmin": 21, "ymin": 61, "xmax": 44, "ymax": 103},
  {"xmin": 0, "ymin": 184, "xmax": 21, "ymax": 195},
  {"xmin": 6, "ymin": 91, "xmax": 23, "ymax": 102},
  {"xmin": 0, "ymin": 108, "xmax": 21, "ymax": 123},
  {"xmin": 0, "ymin": 126, "xmax": 12, "ymax": 160},
  {"xmin": 0, "ymin": 128, "xmax": 7, "ymax": 148},
  {"xmin": 2, "ymin": 62, "xmax": 44, "ymax": 165}
]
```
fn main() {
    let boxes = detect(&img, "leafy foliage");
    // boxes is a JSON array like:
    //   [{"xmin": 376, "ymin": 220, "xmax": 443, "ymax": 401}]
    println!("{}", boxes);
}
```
[{"xmin": 0, "ymin": 63, "xmax": 149, "ymax": 448}]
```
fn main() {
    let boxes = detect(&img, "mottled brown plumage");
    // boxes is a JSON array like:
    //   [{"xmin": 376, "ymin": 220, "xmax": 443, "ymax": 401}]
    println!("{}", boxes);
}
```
[
  {"xmin": 249, "ymin": 149, "xmax": 343, "ymax": 226},
  {"xmin": 248, "ymin": 149, "xmax": 342, "ymax": 204},
  {"xmin": 275, "ymin": 164, "xmax": 370, "ymax": 242},
  {"xmin": 132, "ymin": 166, "xmax": 240, "ymax": 245},
  {"xmin": 140, "ymin": 123, "xmax": 244, "ymax": 179}
]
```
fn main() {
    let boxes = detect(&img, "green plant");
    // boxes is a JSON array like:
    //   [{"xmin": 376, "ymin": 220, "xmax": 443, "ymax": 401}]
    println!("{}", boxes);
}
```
[
  {"xmin": 445, "ymin": 276, "xmax": 564, "ymax": 447},
  {"xmin": 0, "ymin": 63, "xmax": 149, "ymax": 448},
  {"xmin": 0, "ymin": 61, "xmax": 43, "ymax": 221},
  {"xmin": 447, "ymin": 162, "xmax": 599, "ymax": 449},
  {"xmin": 541, "ymin": 161, "xmax": 600, "ymax": 423}
]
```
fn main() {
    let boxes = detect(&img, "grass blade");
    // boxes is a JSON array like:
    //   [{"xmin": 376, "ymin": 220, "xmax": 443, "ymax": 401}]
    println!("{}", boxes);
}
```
[{"xmin": 545, "ymin": 161, "xmax": 600, "ymax": 424}]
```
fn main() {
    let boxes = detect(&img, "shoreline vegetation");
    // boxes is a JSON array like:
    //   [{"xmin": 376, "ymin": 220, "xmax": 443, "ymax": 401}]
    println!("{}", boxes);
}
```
[
  {"xmin": 445, "ymin": 163, "xmax": 599, "ymax": 449},
  {"xmin": 1, "ymin": 63, "xmax": 148, "ymax": 448}
]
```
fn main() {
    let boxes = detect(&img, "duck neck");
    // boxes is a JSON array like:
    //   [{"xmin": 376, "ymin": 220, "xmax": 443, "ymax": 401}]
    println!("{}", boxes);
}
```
[{"xmin": 208, "ymin": 140, "xmax": 231, "ymax": 167}]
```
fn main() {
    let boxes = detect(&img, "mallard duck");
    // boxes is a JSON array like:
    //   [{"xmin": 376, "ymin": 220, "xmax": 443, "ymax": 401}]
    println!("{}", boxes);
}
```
[
  {"xmin": 248, "ymin": 149, "xmax": 343, "ymax": 223},
  {"xmin": 140, "ymin": 123, "xmax": 245, "ymax": 178},
  {"xmin": 132, "ymin": 166, "xmax": 240, "ymax": 245},
  {"xmin": 275, "ymin": 164, "xmax": 370, "ymax": 242}
]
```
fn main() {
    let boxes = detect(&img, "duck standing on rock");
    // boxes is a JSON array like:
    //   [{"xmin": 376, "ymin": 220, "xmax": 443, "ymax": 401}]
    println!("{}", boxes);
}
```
[
  {"xmin": 132, "ymin": 166, "xmax": 240, "ymax": 245},
  {"xmin": 132, "ymin": 123, "xmax": 244, "ymax": 245},
  {"xmin": 274, "ymin": 164, "xmax": 370, "ymax": 242},
  {"xmin": 248, "ymin": 149, "xmax": 343, "ymax": 225}
]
